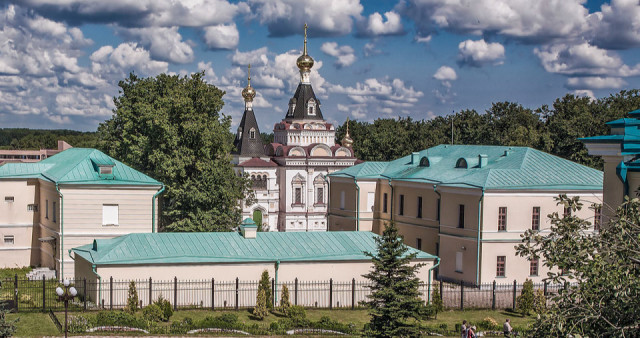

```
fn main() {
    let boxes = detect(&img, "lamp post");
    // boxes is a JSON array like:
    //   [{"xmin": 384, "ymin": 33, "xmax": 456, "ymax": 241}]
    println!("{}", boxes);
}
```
[{"xmin": 56, "ymin": 279, "xmax": 77, "ymax": 338}]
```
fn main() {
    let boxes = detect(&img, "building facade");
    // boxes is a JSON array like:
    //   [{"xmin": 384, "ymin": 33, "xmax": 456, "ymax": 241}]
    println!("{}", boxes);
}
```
[
  {"xmin": 0, "ymin": 140, "xmax": 72, "ymax": 165},
  {"xmin": 581, "ymin": 109, "xmax": 640, "ymax": 221},
  {"xmin": 0, "ymin": 148, "xmax": 163, "ymax": 279},
  {"xmin": 232, "ymin": 26, "xmax": 357, "ymax": 232},
  {"xmin": 328, "ymin": 145, "xmax": 603, "ymax": 285}
]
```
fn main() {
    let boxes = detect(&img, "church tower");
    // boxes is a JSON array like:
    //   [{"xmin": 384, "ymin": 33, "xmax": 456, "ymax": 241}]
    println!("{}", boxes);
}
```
[{"xmin": 233, "ymin": 65, "xmax": 265, "ymax": 159}]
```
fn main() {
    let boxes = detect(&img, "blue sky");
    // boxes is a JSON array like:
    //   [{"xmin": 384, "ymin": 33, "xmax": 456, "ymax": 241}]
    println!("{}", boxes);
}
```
[{"xmin": 0, "ymin": 0, "xmax": 638, "ymax": 132}]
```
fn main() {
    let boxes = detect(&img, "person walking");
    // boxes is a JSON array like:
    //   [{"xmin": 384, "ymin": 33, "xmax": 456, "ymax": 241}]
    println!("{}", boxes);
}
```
[
  {"xmin": 504, "ymin": 318, "xmax": 513, "ymax": 337},
  {"xmin": 461, "ymin": 320, "xmax": 468, "ymax": 338},
  {"xmin": 467, "ymin": 325, "xmax": 477, "ymax": 338}
]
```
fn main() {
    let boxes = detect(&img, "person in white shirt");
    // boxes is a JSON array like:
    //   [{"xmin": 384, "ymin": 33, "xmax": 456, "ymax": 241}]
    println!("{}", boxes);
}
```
[{"xmin": 504, "ymin": 318, "xmax": 513, "ymax": 337}]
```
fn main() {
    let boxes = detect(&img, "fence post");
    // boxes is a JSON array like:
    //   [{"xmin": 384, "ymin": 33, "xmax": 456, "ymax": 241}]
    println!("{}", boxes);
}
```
[
  {"xmin": 543, "ymin": 281, "xmax": 548, "ymax": 296},
  {"xmin": 14, "ymin": 274, "xmax": 18, "ymax": 313},
  {"xmin": 173, "ymin": 276, "xmax": 178, "ymax": 310},
  {"xmin": 294, "ymin": 278, "xmax": 298, "ymax": 306},
  {"xmin": 459, "ymin": 280, "xmax": 464, "ymax": 310},
  {"xmin": 235, "ymin": 277, "xmax": 239, "ymax": 310},
  {"xmin": 271, "ymin": 278, "xmax": 275, "ymax": 308},
  {"xmin": 512, "ymin": 280, "xmax": 517, "ymax": 311},
  {"xmin": 148, "ymin": 277, "xmax": 152, "ymax": 306},
  {"xmin": 440, "ymin": 280, "xmax": 444, "ymax": 306},
  {"xmin": 83, "ymin": 278, "xmax": 87, "ymax": 311},
  {"xmin": 109, "ymin": 277, "xmax": 113, "ymax": 310},
  {"xmin": 492, "ymin": 280, "xmax": 496, "ymax": 310},
  {"xmin": 351, "ymin": 278, "xmax": 355, "ymax": 309},
  {"xmin": 211, "ymin": 278, "xmax": 215, "ymax": 310},
  {"xmin": 329, "ymin": 278, "xmax": 333, "ymax": 310},
  {"xmin": 42, "ymin": 275, "xmax": 46, "ymax": 312}
]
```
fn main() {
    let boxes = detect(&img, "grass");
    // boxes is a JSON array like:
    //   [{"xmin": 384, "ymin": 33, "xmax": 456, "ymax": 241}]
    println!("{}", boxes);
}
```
[
  {"xmin": 0, "ymin": 267, "xmax": 32, "ymax": 279},
  {"xmin": 5, "ymin": 312, "xmax": 59, "ymax": 337}
]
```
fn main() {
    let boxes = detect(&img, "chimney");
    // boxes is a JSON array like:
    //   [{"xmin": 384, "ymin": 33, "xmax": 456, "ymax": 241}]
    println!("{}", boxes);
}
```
[
  {"xmin": 478, "ymin": 154, "xmax": 488, "ymax": 168},
  {"xmin": 411, "ymin": 152, "xmax": 420, "ymax": 165},
  {"xmin": 239, "ymin": 218, "xmax": 258, "ymax": 239},
  {"xmin": 503, "ymin": 150, "xmax": 510, "ymax": 157}
]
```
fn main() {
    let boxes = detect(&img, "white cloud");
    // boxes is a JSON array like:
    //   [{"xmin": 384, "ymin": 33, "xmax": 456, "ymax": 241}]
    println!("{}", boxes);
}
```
[
  {"xmin": 566, "ymin": 76, "xmax": 626, "ymax": 90},
  {"xmin": 571, "ymin": 89, "xmax": 595, "ymax": 99},
  {"xmin": 247, "ymin": 0, "xmax": 363, "ymax": 36},
  {"xmin": 90, "ymin": 43, "xmax": 169, "ymax": 77},
  {"xmin": 588, "ymin": 0, "xmax": 640, "ymax": 50},
  {"xmin": 414, "ymin": 35, "xmax": 432, "ymax": 44},
  {"xmin": 363, "ymin": 42, "xmax": 382, "ymax": 57},
  {"xmin": 357, "ymin": 11, "xmax": 404, "ymax": 37},
  {"xmin": 231, "ymin": 47, "xmax": 269, "ymax": 66},
  {"xmin": 118, "ymin": 26, "xmax": 194, "ymax": 63},
  {"xmin": 321, "ymin": 42, "xmax": 356, "ymax": 68},
  {"xmin": 433, "ymin": 66, "xmax": 457, "ymax": 81},
  {"xmin": 203, "ymin": 23, "xmax": 239, "ymax": 50},
  {"xmin": 457, "ymin": 39, "xmax": 505, "ymax": 67},
  {"xmin": 534, "ymin": 42, "xmax": 640, "ymax": 77}
]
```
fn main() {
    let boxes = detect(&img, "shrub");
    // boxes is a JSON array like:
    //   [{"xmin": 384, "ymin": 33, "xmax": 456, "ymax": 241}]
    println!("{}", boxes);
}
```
[
  {"xmin": 96, "ymin": 310, "xmax": 147, "ymax": 329},
  {"xmin": 279, "ymin": 284, "xmax": 291, "ymax": 315},
  {"xmin": 286, "ymin": 305, "xmax": 306, "ymax": 320},
  {"xmin": 312, "ymin": 316, "xmax": 357, "ymax": 334},
  {"xmin": 533, "ymin": 289, "xmax": 547, "ymax": 314},
  {"xmin": 125, "ymin": 281, "xmax": 139, "ymax": 314},
  {"xmin": 153, "ymin": 295, "xmax": 173, "ymax": 321},
  {"xmin": 516, "ymin": 279, "xmax": 535, "ymax": 316},
  {"xmin": 217, "ymin": 313, "xmax": 238, "ymax": 324},
  {"xmin": 67, "ymin": 315, "xmax": 93, "ymax": 333},
  {"xmin": 142, "ymin": 303, "xmax": 163, "ymax": 322},
  {"xmin": 258, "ymin": 270, "xmax": 273, "ymax": 310},
  {"xmin": 431, "ymin": 283, "xmax": 444, "ymax": 318},
  {"xmin": 479, "ymin": 317, "xmax": 499, "ymax": 330},
  {"xmin": 0, "ymin": 309, "xmax": 18, "ymax": 337},
  {"xmin": 169, "ymin": 317, "xmax": 194, "ymax": 334},
  {"xmin": 253, "ymin": 288, "xmax": 268, "ymax": 320}
]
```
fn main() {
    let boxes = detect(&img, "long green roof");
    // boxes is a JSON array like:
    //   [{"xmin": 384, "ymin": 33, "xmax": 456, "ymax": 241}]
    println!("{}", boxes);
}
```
[
  {"xmin": 72, "ymin": 231, "xmax": 436, "ymax": 265},
  {"xmin": 0, "ymin": 148, "xmax": 161, "ymax": 186},
  {"xmin": 330, "ymin": 145, "xmax": 602, "ymax": 190}
]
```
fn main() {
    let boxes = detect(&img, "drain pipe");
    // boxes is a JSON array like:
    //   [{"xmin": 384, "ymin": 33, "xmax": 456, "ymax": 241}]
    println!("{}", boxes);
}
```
[
  {"xmin": 55, "ymin": 183, "xmax": 64, "ymax": 280},
  {"xmin": 152, "ymin": 184, "xmax": 165, "ymax": 233},
  {"xmin": 476, "ymin": 188, "xmax": 485, "ymax": 286},
  {"xmin": 274, "ymin": 260, "xmax": 280, "ymax": 305},
  {"xmin": 92, "ymin": 265, "xmax": 102, "ymax": 307},
  {"xmin": 427, "ymin": 257, "xmax": 441, "ymax": 303}
]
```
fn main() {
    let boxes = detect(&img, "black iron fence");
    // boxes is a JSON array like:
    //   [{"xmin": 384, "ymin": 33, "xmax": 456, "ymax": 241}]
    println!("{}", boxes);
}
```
[{"xmin": 0, "ymin": 275, "xmax": 565, "ymax": 313}]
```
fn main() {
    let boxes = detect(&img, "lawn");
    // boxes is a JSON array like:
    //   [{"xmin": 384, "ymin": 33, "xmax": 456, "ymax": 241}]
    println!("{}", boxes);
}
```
[{"xmin": 6, "ymin": 308, "xmax": 535, "ymax": 336}]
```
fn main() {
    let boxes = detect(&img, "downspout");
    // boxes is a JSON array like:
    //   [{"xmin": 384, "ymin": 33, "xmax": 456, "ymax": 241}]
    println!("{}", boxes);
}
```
[
  {"xmin": 92, "ymin": 265, "xmax": 102, "ymax": 307},
  {"xmin": 274, "ymin": 260, "xmax": 280, "ymax": 305},
  {"xmin": 476, "ymin": 188, "xmax": 485, "ymax": 286},
  {"xmin": 55, "ymin": 183, "xmax": 64, "ymax": 280},
  {"xmin": 427, "ymin": 257, "xmax": 441, "ymax": 303},
  {"xmin": 322, "ymin": 175, "xmax": 330, "ymax": 229},
  {"xmin": 152, "ymin": 184, "xmax": 165, "ymax": 233}
]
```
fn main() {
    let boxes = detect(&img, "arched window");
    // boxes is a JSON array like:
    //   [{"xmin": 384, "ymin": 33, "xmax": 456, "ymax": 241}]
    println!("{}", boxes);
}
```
[
  {"xmin": 456, "ymin": 158, "xmax": 468, "ymax": 168},
  {"xmin": 249, "ymin": 128, "xmax": 256, "ymax": 139},
  {"xmin": 307, "ymin": 99, "xmax": 316, "ymax": 116},
  {"xmin": 419, "ymin": 157, "xmax": 430, "ymax": 167}
]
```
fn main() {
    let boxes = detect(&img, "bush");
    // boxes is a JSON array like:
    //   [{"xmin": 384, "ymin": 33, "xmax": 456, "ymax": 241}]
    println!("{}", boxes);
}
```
[
  {"xmin": 431, "ymin": 283, "xmax": 444, "ymax": 318},
  {"xmin": 153, "ymin": 295, "xmax": 173, "ymax": 321},
  {"xmin": 95, "ymin": 310, "xmax": 146, "ymax": 329},
  {"xmin": 533, "ymin": 289, "xmax": 546, "ymax": 314},
  {"xmin": 312, "ymin": 316, "xmax": 357, "ymax": 334},
  {"xmin": 287, "ymin": 305, "xmax": 306, "ymax": 320},
  {"xmin": 258, "ymin": 270, "xmax": 273, "ymax": 310},
  {"xmin": 516, "ymin": 279, "xmax": 535, "ymax": 316},
  {"xmin": 125, "ymin": 281, "xmax": 139, "ymax": 314},
  {"xmin": 217, "ymin": 313, "xmax": 238, "ymax": 324},
  {"xmin": 142, "ymin": 303, "xmax": 163, "ymax": 322},
  {"xmin": 279, "ymin": 284, "xmax": 291, "ymax": 315},
  {"xmin": 253, "ymin": 288, "xmax": 269, "ymax": 320},
  {"xmin": 479, "ymin": 317, "xmax": 500, "ymax": 330},
  {"xmin": 67, "ymin": 315, "xmax": 93, "ymax": 333},
  {"xmin": 169, "ymin": 317, "xmax": 194, "ymax": 335}
]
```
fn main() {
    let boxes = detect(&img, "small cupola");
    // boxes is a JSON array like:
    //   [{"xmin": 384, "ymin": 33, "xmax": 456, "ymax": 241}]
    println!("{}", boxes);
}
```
[
  {"xmin": 239, "ymin": 218, "xmax": 258, "ymax": 239},
  {"xmin": 91, "ymin": 158, "xmax": 116, "ymax": 178}
]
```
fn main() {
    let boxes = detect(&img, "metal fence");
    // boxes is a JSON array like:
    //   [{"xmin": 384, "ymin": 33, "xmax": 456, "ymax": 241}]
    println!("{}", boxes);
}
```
[{"xmin": 1, "ymin": 275, "xmax": 565, "ymax": 313}]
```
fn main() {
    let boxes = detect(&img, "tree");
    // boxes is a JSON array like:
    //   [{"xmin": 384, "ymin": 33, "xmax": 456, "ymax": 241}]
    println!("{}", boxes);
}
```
[
  {"xmin": 362, "ymin": 221, "xmax": 427, "ymax": 337},
  {"xmin": 253, "ymin": 288, "xmax": 268, "ymax": 320},
  {"xmin": 533, "ymin": 289, "xmax": 546, "ymax": 315},
  {"xmin": 125, "ymin": 280, "xmax": 139, "ymax": 314},
  {"xmin": 516, "ymin": 279, "xmax": 535, "ymax": 316},
  {"xmin": 98, "ymin": 72, "xmax": 253, "ymax": 232},
  {"xmin": 431, "ymin": 283, "xmax": 443, "ymax": 319},
  {"xmin": 517, "ymin": 195, "xmax": 640, "ymax": 336},
  {"xmin": 279, "ymin": 284, "xmax": 291, "ymax": 315},
  {"xmin": 0, "ymin": 309, "xmax": 18, "ymax": 337},
  {"xmin": 257, "ymin": 270, "xmax": 273, "ymax": 310}
]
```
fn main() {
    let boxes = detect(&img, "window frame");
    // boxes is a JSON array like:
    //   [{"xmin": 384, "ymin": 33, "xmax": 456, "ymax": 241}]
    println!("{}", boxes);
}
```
[
  {"xmin": 458, "ymin": 204, "xmax": 465, "ymax": 228},
  {"xmin": 417, "ymin": 196, "xmax": 423, "ymax": 218},
  {"xmin": 102, "ymin": 204, "xmax": 119, "ymax": 226},
  {"xmin": 416, "ymin": 238, "xmax": 422, "ymax": 250},
  {"xmin": 383, "ymin": 193, "xmax": 388, "ymax": 213},
  {"xmin": 498, "ymin": 206, "xmax": 507, "ymax": 231},
  {"xmin": 496, "ymin": 256, "xmax": 506, "ymax": 277},
  {"xmin": 399, "ymin": 194, "xmax": 405, "ymax": 216},
  {"xmin": 52, "ymin": 201, "xmax": 57, "ymax": 223},
  {"xmin": 3, "ymin": 235, "xmax": 14, "ymax": 245},
  {"xmin": 529, "ymin": 258, "xmax": 539, "ymax": 276},
  {"xmin": 532, "ymin": 206, "xmax": 540, "ymax": 230}
]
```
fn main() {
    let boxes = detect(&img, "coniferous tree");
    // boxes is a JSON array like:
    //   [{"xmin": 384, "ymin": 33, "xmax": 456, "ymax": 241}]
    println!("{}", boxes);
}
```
[
  {"xmin": 125, "ymin": 280, "xmax": 139, "ymax": 314},
  {"xmin": 258, "ymin": 270, "xmax": 273, "ymax": 310},
  {"xmin": 0, "ymin": 309, "xmax": 18, "ymax": 337},
  {"xmin": 431, "ymin": 283, "xmax": 444, "ymax": 319},
  {"xmin": 517, "ymin": 279, "xmax": 535, "ymax": 316},
  {"xmin": 280, "ymin": 284, "xmax": 291, "ymax": 315},
  {"xmin": 362, "ymin": 221, "xmax": 427, "ymax": 337},
  {"xmin": 253, "ymin": 288, "xmax": 268, "ymax": 320}
]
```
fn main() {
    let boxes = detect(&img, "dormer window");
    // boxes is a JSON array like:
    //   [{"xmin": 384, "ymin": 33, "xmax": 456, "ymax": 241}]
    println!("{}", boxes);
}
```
[
  {"xmin": 249, "ymin": 128, "xmax": 256, "ymax": 139},
  {"xmin": 307, "ymin": 99, "xmax": 316, "ymax": 116},
  {"xmin": 99, "ymin": 166, "xmax": 113, "ymax": 175},
  {"xmin": 288, "ymin": 99, "xmax": 296, "ymax": 116},
  {"xmin": 456, "ymin": 158, "xmax": 468, "ymax": 168},
  {"xmin": 419, "ymin": 157, "xmax": 430, "ymax": 167}
]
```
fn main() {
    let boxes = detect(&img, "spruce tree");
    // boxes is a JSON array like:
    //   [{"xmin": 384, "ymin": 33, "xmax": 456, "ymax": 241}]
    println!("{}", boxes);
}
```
[
  {"xmin": 253, "ymin": 288, "xmax": 268, "ymax": 320},
  {"xmin": 280, "ymin": 284, "xmax": 291, "ymax": 315},
  {"xmin": 431, "ymin": 283, "xmax": 444, "ymax": 319},
  {"xmin": 258, "ymin": 270, "xmax": 273, "ymax": 310},
  {"xmin": 362, "ymin": 221, "xmax": 426, "ymax": 337},
  {"xmin": 516, "ymin": 279, "xmax": 535, "ymax": 316},
  {"xmin": 125, "ymin": 280, "xmax": 139, "ymax": 313}
]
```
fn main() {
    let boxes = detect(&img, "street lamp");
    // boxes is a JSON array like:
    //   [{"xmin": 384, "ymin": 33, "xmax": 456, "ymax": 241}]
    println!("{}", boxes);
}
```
[{"xmin": 56, "ymin": 279, "xmax": 77, "ymax": 338}]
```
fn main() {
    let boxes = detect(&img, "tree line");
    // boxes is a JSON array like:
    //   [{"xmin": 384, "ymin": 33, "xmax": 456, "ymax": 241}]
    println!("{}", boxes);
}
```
[
  {"xmin": 335, "ymin": 89, "xmax": 640, "ymax": 170},
  {"xmin": 0, "ymin": 128, "xmax": 98, "ymax": 150}
]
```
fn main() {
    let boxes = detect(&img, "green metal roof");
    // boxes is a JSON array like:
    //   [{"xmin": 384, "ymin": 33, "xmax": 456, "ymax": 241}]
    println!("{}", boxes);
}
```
[
  {"xmin": 72, "ymin": 231, "xmax": 436, "ymax": 265},
  {"xmin": 0, "ymin": 148, "xmax": 161, "ymax": 186},
  {"xmin": 330, "ymin": 145, "xmax": 602, "ymax": 190}
]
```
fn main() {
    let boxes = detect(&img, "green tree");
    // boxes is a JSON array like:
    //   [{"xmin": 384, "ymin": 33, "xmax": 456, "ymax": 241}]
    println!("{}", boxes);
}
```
[
  {"xmin": 362, "ymin": 221, "xmax": 427, "ymax": 337},
  {"xmin": 0, "ymin": 310, "xmax": 18, "ymax": 337},
  {"xmin": 253, "ymin": 288, "xmax": 268, "ymax": 320},
  {"xmin": 98, "ymin": 72, "xmax": 253, "ymax": 232},
  {"xmin": 517, "ymin": 195, "xmax": 640, "ymax": 336},
  {"xmin": 279, "ymin": 284, "xmax": 291, "ymax": 315},
  {"xmin": 125, "ymin": 280, "xmax": 139, "ymax": 314},
  {"xmin": 257, "ymin": 270, "xmax": 273, "ymax": 310},
  {"xmin": 533, "ymin": 289, "xmax": 546, "ymax": 315},
  {"xmin": 431, "ymin": 283, "xmax": 443, "ymax": 319},
  {"xmin": 516, "ymin": 279, "xmax": 535, "ymax": 316}
]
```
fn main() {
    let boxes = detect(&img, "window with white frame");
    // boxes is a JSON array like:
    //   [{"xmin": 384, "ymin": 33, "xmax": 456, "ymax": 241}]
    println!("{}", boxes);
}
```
[
  {"xmin": 367, "ymin": 192, "xmax": 375, "ymax": 211},
  {"xmin": 4, "ymin": 196, "xmax": 14, "ymax": 202},
  {"xmin": 102, "ymin": 204, "xmax": 119, "ymax": 226},
  {"xmin": 4, "ymin": 235, "xmax": 14, "ymax": 244},
  {"xmin": 316, "ymin": 187, "xmax": 324, "ymax": 204},
  {"xmin": 249, "ymin": 128, "xmax": 256, "ymax": 139},
  {"xmin": 27, "ymin": 204, "xmax": 38, "ymax": 212},
  {"xmin": 291, "ymin": 174, "xmax": 305, "ymax": 206},
  {"xmin": 313, "ymin": 175, "xmax": 325, "ymax": 205}
]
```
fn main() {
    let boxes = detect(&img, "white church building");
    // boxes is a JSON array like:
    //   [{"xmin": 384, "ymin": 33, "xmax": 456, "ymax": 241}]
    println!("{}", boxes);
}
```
[{"xmin": 232, "ymin": 26, "xmax": 358, "ymax": 232}]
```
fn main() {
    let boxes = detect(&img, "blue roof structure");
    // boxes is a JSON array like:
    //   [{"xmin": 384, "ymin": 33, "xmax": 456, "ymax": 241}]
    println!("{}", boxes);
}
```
[
  {"xmin": 72, "ymin": 231, "xmax": 436, "ymax": 265},
  {"xmin": 330, "ymin": 145, "xmax": 602, "ymax": 190}
]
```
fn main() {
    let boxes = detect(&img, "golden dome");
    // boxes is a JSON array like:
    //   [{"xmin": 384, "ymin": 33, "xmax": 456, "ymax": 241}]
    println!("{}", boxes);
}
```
[
  {"xmin": 342, "ymin": 117, "xmax": 354, "ymax": 147},
  {"xmin": 297, "ymin": 23, "xmax": 314, "ymax": 72},
  {"xmin": 241, "ymin": 64, "xmax": 256, "ymax": 102}
]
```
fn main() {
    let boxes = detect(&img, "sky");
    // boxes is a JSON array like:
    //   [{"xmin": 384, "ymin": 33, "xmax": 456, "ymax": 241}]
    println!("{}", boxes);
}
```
[{"xmin": 0, "ymin": 0, "xmax": 639, "ymax": 132}]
